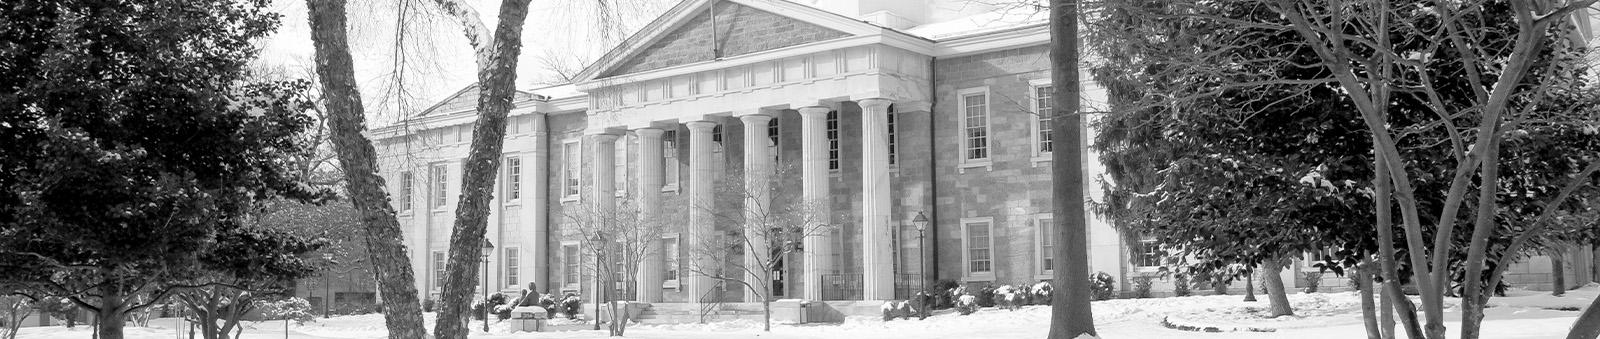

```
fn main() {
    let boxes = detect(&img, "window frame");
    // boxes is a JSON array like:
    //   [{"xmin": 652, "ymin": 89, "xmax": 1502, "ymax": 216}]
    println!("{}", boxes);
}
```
[
  {"xmin": 505, "ymin": 247, "xmax": 519, "ymax": 288},
  {"xmin": 1133, "ymin": 235, "xmax": 1162, "ymax": 272},
  {"xmin": 504, "ymin": 156, "xmax": 521, "ymax": 203},
  {"xmin": 662, "ymin": 234, "xmax": 681, "ymax": 289},
  {"xmin": 614, "ymin": 137, "xmax": 629, "ymax": 197},
  {"xmin": 561, "ymin": 139, "xmax": 581, "ymax": 202},
  {"xmin": 430, "ymin": 163, "xmax": 449, "ymax": 210},
  {"xmin": 887, "ymin": 105, "xmax": 899, "ymax": 169},
  {"xmin": 767, "ymin": 118, "xmax": 780, "ymax": 168},
  {"xmin": 1029, "ymin": 79, "xmax": 1055, "ymax": 165},
  {"xmin": 956, "ymin": 87, "xmax": 993, "ymax": 172},
  {"xmin": 960, "ymin": 217, "xmax": 996, "ymax": 281},
  {"xmin": 826, "ymin": 110, "xmax": 841, "ymax": 174},
  {"xmin": 1034, "ymin": 213, "xmax": 1055, "ymax": 278},
  {"xmin": 399, "ymin": 171, "xmax": 414, "ymax": 213},
  {"xmin": 561, "ymin": 241, "xmax": 581, "ymax": 290},
  {"xmin": 662, "ymin": 130, "xmax": 681, "ymax": 193},
  {"xmin": 432, "ymin": 251, "xmax": 446, "ymax": 291}
]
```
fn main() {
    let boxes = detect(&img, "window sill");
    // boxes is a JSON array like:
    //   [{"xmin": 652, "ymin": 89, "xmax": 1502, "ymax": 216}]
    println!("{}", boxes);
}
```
[
  {"xmin": 1031, "ymin": 155, "xmax": 1052, "ymax": 167},
  {"xmin": 960, "ymin": 274, "xmax": 995, "ymax": 283},
  {"xmin": 398, "ymin": 210, "xmax": 413, "ymax": 217},
  {"xmin": 1133, "ymin": 266, "xmax": 1161, "ymax": 273},
  {"xmin": 661, "ymin": 184, "xmax": 680, "ymax": 194},
  {"xmin": 829, "ymin": 169, "xmax": 842, "ymax": 179},
  {"xmin": 662, "ymin": 281, "xmax": 680, "ymax": 289},
  {"xmin": 1034, "ymin": 272, "xmax": 1054, "ymax": 280},
  {"xmin": 560, "ymin": 195, "xmax": 580, "ymax": 204},
  {"xmin": 615, "ymin": 191, "xmax": 627, "ymax": 198},
  {"xmin": 503, "ymin": 200, "xmax": 521, "ymax": 207},
  {"xmin": 431, "ymin": 208, "xmax": 450, "ymax": 214},
  {"xmin": 957, "ymin": 161, "xmax": 992, "ymax": 173}
]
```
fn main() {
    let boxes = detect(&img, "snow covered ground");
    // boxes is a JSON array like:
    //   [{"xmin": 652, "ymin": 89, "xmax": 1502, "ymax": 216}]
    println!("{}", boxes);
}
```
[{"xmin": 18, "ymin": 285, "xmax": 1599, "ymax": 339}]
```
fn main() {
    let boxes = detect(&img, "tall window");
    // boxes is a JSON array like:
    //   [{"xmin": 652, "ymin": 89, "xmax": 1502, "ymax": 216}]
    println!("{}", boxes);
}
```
[
  {"xmin": 1033, "ymin": 84, "xmax": 1055, "ymax": 156},
  {"xmin": 887, "ymin": 107, "xmax": 898, "ymax": 166},
  {"xmin": 826, "ymin": 110, "xmax": 840, "ymax": 170},
  {"xmin": 711, "ymin": 125, "xmax": 724, "ymax": 153},
  {"xmin": 562, "ymin": 244, "xmax": 580, "ymax": 288},
  {"xmin": 505, "ymin": 157, "xmax": 521, "ymax": 200},
  {"xmin": 663, "ymin": 130, "xmax": 679, "ymax": 189},
  {"xmin": 960, "ymin": 90, "xmax": 991, "ymax": 162},
  {"xmin": 562, "ymin": 141, "xmax": 580, "ymax": 199},
  {"xmin": 399, "ymin": 171, "xmax": 413, "ymax": 211},
  {"xmin": 432, "ymin": 251, "xmax": 446, "ymax": 290},
  {"xmin": 505, "ymin": 247, "xmax": 519, "ymax": 286},
  {"xmin": 614, "ymin": 139, "xmax": 628, "ymax": 196},
  {"xmin": 962, "ymin": 218, "xmax": 994, "ymax": 277},
  {"xmin": 663, "ymin": 236, "xmax": 680, "ymax": 288},
  {"xmin": 1135, "ymin": 236, "xmax": 1162, "ymax": 268},
  {"xmin": 431, "ymin": 164, "xmax": 448, "ymax": 208},
  {"xmin": 768, "ymin": 118, "xmax": 780, "ymax": 166},
  {"xmin": 1037, "ymin": 216, "xmax": 1054, "ymax": 274}
]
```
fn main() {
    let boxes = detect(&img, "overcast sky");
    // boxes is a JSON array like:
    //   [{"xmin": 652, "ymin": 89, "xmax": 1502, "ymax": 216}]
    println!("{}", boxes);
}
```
[{"xmin": 255, "ymin": 0, "xmax": 675, "ymax": 126}]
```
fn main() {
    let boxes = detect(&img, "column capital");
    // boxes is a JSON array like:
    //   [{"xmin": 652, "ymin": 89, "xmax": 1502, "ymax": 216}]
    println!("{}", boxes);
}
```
[
  {"xmin": 857, "ymin": 98, "xmax": 894, "ymax": 111},
  {"xmin": 737, "ymin": 114, "xmax": 773, "ymax": 125},
  {"xmin": 684, "ymin": 120, "xmax": 717, "ymax": 133},
  {"xmin": 797, "ymin": 106, "xmax": 832, "ymax": 117},
  {"xmin": 634, "ymin": 128, "xmax": 665, "ymax": 139},
  {"xmin": 587, "ymin": 133, "xmax": 620, "ymax": 143}
]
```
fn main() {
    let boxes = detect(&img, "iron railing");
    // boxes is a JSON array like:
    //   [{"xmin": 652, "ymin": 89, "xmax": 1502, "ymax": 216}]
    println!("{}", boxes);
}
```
[{"xmin": 820, "ymin": 273, "xmax": 921, "ymax": 300}]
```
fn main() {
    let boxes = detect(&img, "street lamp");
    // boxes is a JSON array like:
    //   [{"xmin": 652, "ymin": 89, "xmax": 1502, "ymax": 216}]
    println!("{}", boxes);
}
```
[
  {"xmin": 912, "ymin": 211, "xmax": 930, "ymax": 294},
  {"xmin": 588, "ymin": 233, "xmax": 607, "ymax": 331},
  {"xmin": 480, "ymin": 238, "xmax": 494, "ymax": 333}
]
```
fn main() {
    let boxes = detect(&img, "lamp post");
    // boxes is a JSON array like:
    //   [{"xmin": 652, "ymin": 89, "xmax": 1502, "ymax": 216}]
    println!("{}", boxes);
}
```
[
  {"xmin": 912, "ymin": 211, "xmax": 930, "ymax": 294},
  {"xmin": 588, "ymin": 233, "xmax": 607, "ymax": 331},
  {"xmin": 480, "ymin": 238, "xmax": 494, "ymax": 333}
]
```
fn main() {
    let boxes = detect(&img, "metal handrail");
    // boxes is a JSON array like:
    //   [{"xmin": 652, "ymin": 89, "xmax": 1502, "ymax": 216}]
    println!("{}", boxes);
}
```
[{"xmin": 697, "ymin": 279, "xmax": 725, "ymax": 323}]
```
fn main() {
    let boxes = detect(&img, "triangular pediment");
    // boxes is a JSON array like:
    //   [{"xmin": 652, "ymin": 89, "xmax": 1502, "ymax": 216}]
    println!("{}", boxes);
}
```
[
  {"xmin": 599, "ymin": 1, "xmax": 850, "ymax": 77},
  {"xmin": 416, "ymin": 84, "xmax": 537, "ymax": 117}
]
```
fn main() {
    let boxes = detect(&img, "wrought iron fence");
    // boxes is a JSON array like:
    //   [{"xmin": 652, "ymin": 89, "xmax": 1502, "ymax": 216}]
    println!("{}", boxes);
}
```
[{"xmin": 820, "ymin": 273, "xmax": 922, "ymax": 300}]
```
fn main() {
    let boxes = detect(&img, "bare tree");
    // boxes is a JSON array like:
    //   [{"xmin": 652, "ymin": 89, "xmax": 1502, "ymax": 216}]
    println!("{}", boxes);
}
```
[
  {"xmin": 687, "ymin": 166, "xmax": 832, "ymax": 331},
  {"xmin": 0, "ymin": 295, "xmax": 31, "ymax": 339},
  {"xmin": 562, "ymin": 194, "xmax": 672, "ymax": 336}
]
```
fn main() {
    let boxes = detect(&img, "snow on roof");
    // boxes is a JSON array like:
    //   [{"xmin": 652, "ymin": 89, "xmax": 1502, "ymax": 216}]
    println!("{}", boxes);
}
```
[
  {"xmin": 527, "ymin": 83, "xmax": 582, "ymax": 100},
  {"xmin": 903, "ymin": 8, "xmax": 1048, "ymax": 41}
]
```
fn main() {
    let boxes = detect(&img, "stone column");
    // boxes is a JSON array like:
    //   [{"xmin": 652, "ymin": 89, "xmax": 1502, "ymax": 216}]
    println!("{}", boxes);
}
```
[
  {"xmin": 589, "ymin": 133, "xmax": 618, "ymax": 306},
  {"xmin": 685, "ymin": 121, "xmax": 719, "ymax": 303},
  {"xmin": 798, "ymin": 106, "xmax": 834, "ymax": 301},
  {"xmin": 634, "ymin": 128, "xmax": 666, "ymax": 302},
  {"xmin": 527, "ymin": 114, "xmax": 551, "ymax": 293},
  {"xmin": 738, "ymin": 114, "xmax": 774, "ymax": 303},
  {"xmin": 858, "ymin": 98, "xmax": 894, "ymax": 300}
]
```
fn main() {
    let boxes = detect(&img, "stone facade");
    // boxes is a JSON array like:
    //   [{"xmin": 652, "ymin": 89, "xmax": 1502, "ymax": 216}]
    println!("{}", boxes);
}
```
[{"xmin": 604, "ymin": 1, "xmax": 850, "ymax": 77}]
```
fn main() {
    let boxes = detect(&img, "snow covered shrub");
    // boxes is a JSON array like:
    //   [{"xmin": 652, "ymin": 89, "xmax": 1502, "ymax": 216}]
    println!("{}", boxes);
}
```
[
  {"xmin": 1173, "ymin": 275, "xmax": 1191, "ymax": 297},
  {"xmin": 1089, "ymin": 272, "xmax": 1116, "ymax": 301},
  {"xmin": 1131, "ymin": 275, "xmax": 1154, "ymax": 298},
  {"xmin": 930, "ymin": 279, "xmax": 959, "ymax": 309},
  {"xmin": 423, "ymin": 298, "xmax": 436, "ymax": 312},
  {"xmin": 975, "ymin": 285, "xmax": 997, "ymax": 307},
  {"xmin": 1301, "ymin": 272, "xmax": 1323, "ymax": 293},
  {"xmin": 558, "ymin": 293, "xmax": 582, "ymax": 319},
  {"xmin": 1032, "ymin": 281, "xmax": 1053, "ymax": 305},
  {"xmin": 261, "ymin": 297, "xmax": 316, "ymax": 325},
  {"xmin": 954, "ymin": 294, "xmax": 978, "ymax": 315},
  {"xmin": 488, "ymin": 293, "xmax": 511, "ymax": 320},
  {"xmin": 471, "ymin": 295, "xmax": 487, "ymax": 320}
]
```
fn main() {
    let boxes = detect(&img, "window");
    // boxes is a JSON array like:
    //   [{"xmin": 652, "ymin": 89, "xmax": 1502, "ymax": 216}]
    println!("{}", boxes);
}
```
[
  {"xmin": 887, "ymin": 106, "xmax": 898, "ymax": 166},
  {"xmin": 1033, "ymin": 84, "xmax": 1055, "ymax": 156},
  {"xmin": 505, "ymin": 247, "xmax": 519, "ymax": 286},
  {"xmin": 1037, "ymin": 215, "xmax": 1055, "ymax": 275},
  {"xmin": 399, "ymin": 171, "xmax": 414, "ymax": 212},
  {"xmin": 712, "ymin": 125, "xmax": 724, "ymax": 153},
  {"xmin": 959, "ymin": 89, "xmax": 991, "ymax": 163},
  {"xmin": 504, "ymin": 157, "xmax": 521, "ymax": 201},
  {"xmin": 961, "ymin": 218, "xmax": 995, "ymax": 278},
  {"xmin": 1135, "ymin": 236, "xmax": 1162, "ymax": 269},
  {"xmin": 768, "ymin": 118, "xmax": 780, "ymax": 166},
  {"xmin": 431, "ymin": 164, "xmax": 448, "ymax": 209},
  {"xmin": 562, "ymin": 141, "xmax": 580, "ymax": 199},
  {"xmin": 432, "ymin": 251, "xmax": 446, "ymax": 290},
  {"xmin": 562, "ymin": 244, "xmax": 581, "ymax": 288},
  {"xmin": 614, "ymin": 138, "xmax": 628, "ymax": 196},
  {"xmin": 1303, "ymin": 248, "xmax": 1338, "ymax": 269},
  {"xmin": 826, "ymin": 110, "xmax": 840, "ymax": 171},
  {"xmin": 663, "ymin": 235, "xmax": 680, "ymax": 288},
  {"xmin": 663, "ymin": 130, "xmax": 680, "ymax": 190}
]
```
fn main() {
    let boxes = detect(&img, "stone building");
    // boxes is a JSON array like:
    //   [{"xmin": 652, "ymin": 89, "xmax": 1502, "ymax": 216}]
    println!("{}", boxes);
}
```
[{"xmin": 369, "ymin": 0, "xmax": 1597, "ymax": 318}]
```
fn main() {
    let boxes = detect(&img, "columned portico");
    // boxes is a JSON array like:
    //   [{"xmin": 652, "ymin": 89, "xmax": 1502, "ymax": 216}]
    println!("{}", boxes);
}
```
[
  {"xmin": 634, "ymin": 128, "xmax": 666, "ymax": 302},
  {"xmin": 738, "ymin": 114, "xmax": 774, "ymax": 302},
  {"xmin": 685, "ymin": 120, "xmax": 719, "ymax": 303},
  {"xmin": 857, "ymin": 98, "xmax": 894, "ymax": 300},
  {"xmin": 588, "ymin": 133, "xmax": 618, "ymax": 304},
  {"xmin": 798, "ymin": 106, "xmax": 833, "ymax": 301}
]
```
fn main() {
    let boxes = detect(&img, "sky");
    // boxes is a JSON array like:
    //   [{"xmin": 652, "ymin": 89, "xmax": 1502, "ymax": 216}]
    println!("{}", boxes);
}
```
[{"xmin": 255, "ymin": 0, "xmax": 677, "ymax": 126}]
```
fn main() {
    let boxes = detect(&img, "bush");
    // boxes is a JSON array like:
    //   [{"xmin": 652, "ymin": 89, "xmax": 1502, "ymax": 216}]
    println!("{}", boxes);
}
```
[
  {"xmin": 930, "ymin": 279, "xmax": 960, "ymax": 309},
  {"xmin": 1302, "ymin": 272, "xmax": 1323, "ymax": 293},
  {"xmin": 1089, "ymin": 272, "xmax": 1116, "ymax": 301},
  {"xmin": 422, "ymin": 298, "xmax": 436, "ymax": 313},
  {"xmin": 261, "ymin": 298, "xmax": 316, "ymax": 325},
  {"xmin": 488, "ymin": 293, "xmax": 512, "ymax": 320},
  {"xmin": 1131, "ymin": 275, "xmax": 1154, "ymax": 299},
  {"xmin": 1173, "ymin": 275, "xmax": 1191, "ymax": 297},
  {"xmin": 1347, "ymin": 272, "xmax": 1363, "ymax": 291},
  {"xmin": 975, "ymin": 285, "xmax": 997, "ymax": 307}
]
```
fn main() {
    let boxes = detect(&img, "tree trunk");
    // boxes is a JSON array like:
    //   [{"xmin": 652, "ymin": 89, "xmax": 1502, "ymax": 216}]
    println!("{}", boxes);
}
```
[
  {"xmin": 1566, "ymin": 289, "xmax": 1600, "ymax": 339},
  {"xmin": 1388, "ymin": 282, "xmax": 1425, "ymax": 339},
  {"xmin": 1554, "ymin": 248, "xmax": 1568, "ymax": 297},
  {"xmin": 1360, "ymin": 261, "xmax": 1380, "ymax": 339},
  {"xmin": 1379, "ymin": 281, "xmax": 1395, "ymax": 339},
  {"xmin": 1244, "ymin": 270, "xmax": 1257, "ymax": 302},
  {"xmin": 1047, "ymin": 0, "xmax": 1095, "ymax": 338},
  {"xmin": 96, "ymin": 283, "xmax": 126, "ymax": 339},
  {"xmin": 304, "ymin": 1, "xmax": 429, "ymax": 339},
  {"xmin": 763, "ymin": 298, "xmax": 772, "ymax": 332},
  {"xmin": 1261, "ymin": 258, "xmax": 1294, "ymax": 317},
  {"xmin": 1372, "ymin": 143, "xmax": 1422, "ymax": 338}
]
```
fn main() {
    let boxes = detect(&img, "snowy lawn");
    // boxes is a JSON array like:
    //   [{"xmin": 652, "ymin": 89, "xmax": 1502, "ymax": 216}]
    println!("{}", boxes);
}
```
[{"xmin": 17, "ymin": 285, "xmax": 1598, "ymax": 339}]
